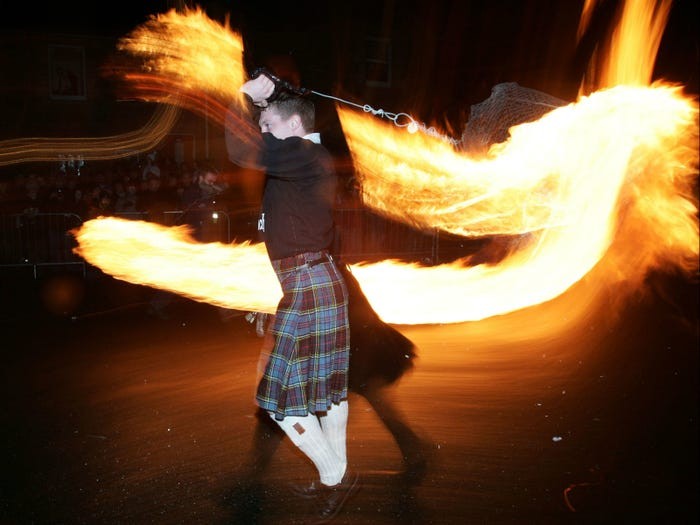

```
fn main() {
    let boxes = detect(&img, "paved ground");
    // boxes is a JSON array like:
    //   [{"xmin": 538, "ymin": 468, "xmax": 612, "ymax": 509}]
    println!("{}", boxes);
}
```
[{"xmin": 1, "ymin": 267, "xmax": 698, "ymax": 524}]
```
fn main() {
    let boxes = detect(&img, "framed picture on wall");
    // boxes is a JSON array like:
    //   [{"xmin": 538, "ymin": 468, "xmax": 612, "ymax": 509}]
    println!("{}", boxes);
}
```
[{"xmin": 48, "ymin": 45, "xmax": 86, "ymax": 100}]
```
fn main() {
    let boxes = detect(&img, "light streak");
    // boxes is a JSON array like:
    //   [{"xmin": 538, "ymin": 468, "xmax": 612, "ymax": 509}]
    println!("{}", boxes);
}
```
[
  {"xmin": 0, "ymin": 104, "xmax": 179, "ymax": 166},
  {"xmin": 64, "ymin": 1, "xmax": 699, "ymax": 326}
]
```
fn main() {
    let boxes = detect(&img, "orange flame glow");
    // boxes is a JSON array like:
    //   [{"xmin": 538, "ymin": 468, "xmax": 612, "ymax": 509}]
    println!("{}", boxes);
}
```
[
  {"xmin": 338, "ymin": 84, "xmax": 698, "ymax": 323},
  {"xmin": 578, "ymin": 0, "xmax": 673, "ymax": 94},
  {"xmin": 117, "ymin": 6, "xmax": 245, "ymax": 104},
  {"xmin": 73, "ymin": 217, "xmax": 281, "ymax": 313},
  {"xmin": 332, "ymin": 0, "xmax": 698, "ymax": 323},
  {"xmin": 112, "ymin": 6, "xmax": 248, "ymax": 128},
  {"xmin": 70, "ymin": 1, "xmax": 698, "ymax": 327}
]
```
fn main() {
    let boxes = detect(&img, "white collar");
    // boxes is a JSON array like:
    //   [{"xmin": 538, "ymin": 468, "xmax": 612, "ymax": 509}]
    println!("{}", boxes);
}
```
[{"xmin": 303, "ymin": 132, "xmax": 321, "ymax": 144}]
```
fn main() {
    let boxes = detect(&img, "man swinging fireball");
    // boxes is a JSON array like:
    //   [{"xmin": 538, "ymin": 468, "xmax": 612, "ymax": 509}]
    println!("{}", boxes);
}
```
[{"xmin": 225, "ymin": 72, "xmax": 358, "ymax": 522}]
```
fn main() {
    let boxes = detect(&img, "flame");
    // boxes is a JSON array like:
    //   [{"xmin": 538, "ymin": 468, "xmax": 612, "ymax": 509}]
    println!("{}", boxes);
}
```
[
  {"xmin": 578, "ymin": 0, "xmax": 673, "ymax": 93},
  {"xmin": 111, "ymin": 5, "xmax": 248, "ymax": 129},
  {"xmin": 117, "ymin": 6, "xmax": 245, "ymax": 105},
  {"xmin": 67, "ymin": 1, "xmax": 698, "ymax": 327},
  {"xmin": 332, "ymin": 0, "xmax": 698, "ymax": 324},
  {"xmin": 72, "ymin": 217, "xmax": 281, "ymax": 313},
  {"xmin": 338, "ymin": 84, "xmax": 698, "ymax": 323}
]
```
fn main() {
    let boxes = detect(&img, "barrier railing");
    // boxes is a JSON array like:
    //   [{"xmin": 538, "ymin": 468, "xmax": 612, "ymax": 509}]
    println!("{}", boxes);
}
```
[
  {"xmin": 333, "ymin": 208, "xmax": 437, "ymax": 264},
  {"xmin": 0, "ymin": 212, "xmax": 85, "ymax": 278},
  {"xmin": 1, "ymin": 209, "xmax": 439, "ymax": 278},
  {"xmin": 162, "ymin": 209, "xmax": 232, "ymax": 244}
]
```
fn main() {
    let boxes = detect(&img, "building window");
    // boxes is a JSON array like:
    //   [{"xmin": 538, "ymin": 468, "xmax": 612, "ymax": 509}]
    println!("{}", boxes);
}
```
[
  {"xmin": 365, "ymin": 37, "xmax": 391, "ymax": 87},
  {"xmin": 48, "ymin": 45, "xmax": 86, "ymax": 100}
]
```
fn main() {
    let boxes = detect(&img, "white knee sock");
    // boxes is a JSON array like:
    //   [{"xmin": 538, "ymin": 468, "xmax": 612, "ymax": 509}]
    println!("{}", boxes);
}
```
[
  {"xmin": 271, "ymin": 413, "xmax": 344, "ymax": 486},
  {"xmin": 319, "ymin": 400, "xmax": 348, "ymax": 468}
]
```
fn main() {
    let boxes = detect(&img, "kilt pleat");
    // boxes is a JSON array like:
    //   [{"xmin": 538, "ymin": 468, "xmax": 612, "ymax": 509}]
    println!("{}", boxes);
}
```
[{"xmin": 257, "ymin": 252, "xmax": 349, "ymax": 420}]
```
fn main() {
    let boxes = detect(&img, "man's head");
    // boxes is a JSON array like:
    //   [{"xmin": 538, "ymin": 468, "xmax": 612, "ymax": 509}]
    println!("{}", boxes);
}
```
[
  {"xmin": 200, "ymin": 170, "xmax": 218, "ymax": 186},
  {"xmin": 195, "ymin": 167, "xmax": 220, "ymax": 188},
  {"xmin": 259, "ymin": 95, "xmax": 315, "ymax": 140}
]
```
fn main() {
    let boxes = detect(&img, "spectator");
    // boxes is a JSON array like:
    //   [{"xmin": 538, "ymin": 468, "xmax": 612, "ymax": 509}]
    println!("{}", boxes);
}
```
[{"xmin": 139, "ymin": 176, "xmax": 176, "ymax": 223}]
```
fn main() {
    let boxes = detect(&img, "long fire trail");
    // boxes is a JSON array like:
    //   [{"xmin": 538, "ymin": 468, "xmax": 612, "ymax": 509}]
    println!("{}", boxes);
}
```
[{"xmin": 61, "ymin": 2, "xmax": 698, "ymax": 325}]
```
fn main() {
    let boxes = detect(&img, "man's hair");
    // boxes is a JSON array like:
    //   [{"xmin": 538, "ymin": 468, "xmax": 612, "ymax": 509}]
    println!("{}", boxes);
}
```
[
  {"xmin": 269, "ymin": 94, "xmax": 315, "ymax": 133},
  {"xmin": 194, "ymin": 165, "xmax": 220, "ymax": 180}
]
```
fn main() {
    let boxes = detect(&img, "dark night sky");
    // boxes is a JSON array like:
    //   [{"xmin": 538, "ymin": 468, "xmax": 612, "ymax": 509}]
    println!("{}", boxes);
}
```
[
  {"xmin": 2, "ymin": 0, "xmax": 696, "ymax": 81},
  {"xmin": 0, "ymin": 1, "xmax": 328, "ymax": 36},
  {"xmin": 1, "ymin": 0, "xmax": 696, "ymax": 102},
  {"xmin": 0, "ymin": 1, "xmax": 171, "ymax": 35},
  {"xmin": 0, "ymin": 0, "xmax": 696, "ymax": 135}
]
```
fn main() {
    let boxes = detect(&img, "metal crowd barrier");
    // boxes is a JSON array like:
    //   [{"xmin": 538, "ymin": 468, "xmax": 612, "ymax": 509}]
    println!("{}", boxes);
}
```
[
  {"xmin": 113, "ymin": 207, "xmax": 439, "ymax": 263},
  {"xmin": 0, "ymin": 212, "xmax": 86, "ymax": 278},
  {"xmin": 1, "ymin": 209, "xmax": 439, "ymax": 278},
  {"xmin": 162, "ymin": 209, "xmax": 232, "ymax": 244},
  {"xmin": 115, "ymin": 209, "xmax": 259, "ymax": 245},
  {"xmin": 333, "ymin": 208, "xmax": 437, "ymax": 264}
]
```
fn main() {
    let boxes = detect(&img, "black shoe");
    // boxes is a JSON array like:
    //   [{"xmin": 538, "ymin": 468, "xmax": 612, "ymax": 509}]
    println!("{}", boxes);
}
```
[
  {"xmin": 289, "ymin": 479, "xmax": 321, "ymax": 499},
  {"xmin": 314, "ymin": 470, "xmax": 360, "ymax": 524}
]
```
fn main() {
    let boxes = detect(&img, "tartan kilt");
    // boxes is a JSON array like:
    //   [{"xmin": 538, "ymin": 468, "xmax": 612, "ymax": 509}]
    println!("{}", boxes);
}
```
[{"xmin": 258, "ymin": 251, "xmax": 350, "ymax": 420}]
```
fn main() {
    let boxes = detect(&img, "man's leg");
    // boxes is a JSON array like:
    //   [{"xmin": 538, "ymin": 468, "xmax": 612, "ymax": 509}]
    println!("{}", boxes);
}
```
[
  {"xmin": 319, "ymin": 400, "xmax": 349, "ymax": 467},
  {"xmin": 271, "ymin": 413, "xmax": 345, "ymax": 486}
]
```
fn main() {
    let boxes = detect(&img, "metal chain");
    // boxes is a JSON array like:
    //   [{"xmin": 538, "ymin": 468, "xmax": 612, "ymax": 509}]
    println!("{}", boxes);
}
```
[{"xmin": 311, "ymin": 90, "xmax": 462, "ymax": 146}]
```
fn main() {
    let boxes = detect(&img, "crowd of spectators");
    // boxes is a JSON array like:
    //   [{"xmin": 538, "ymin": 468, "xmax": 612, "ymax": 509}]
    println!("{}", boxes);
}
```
[
  {"xmin": 0, "ymin": 153, "xmax": 232, "ymax": 220},
  {"xmin": 0, "ymin": 153, "xmax": 440, "ymax": 268},
  {"xmin": 0, "ymin": 151, "xmax": 362, "ymax": 222}
]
